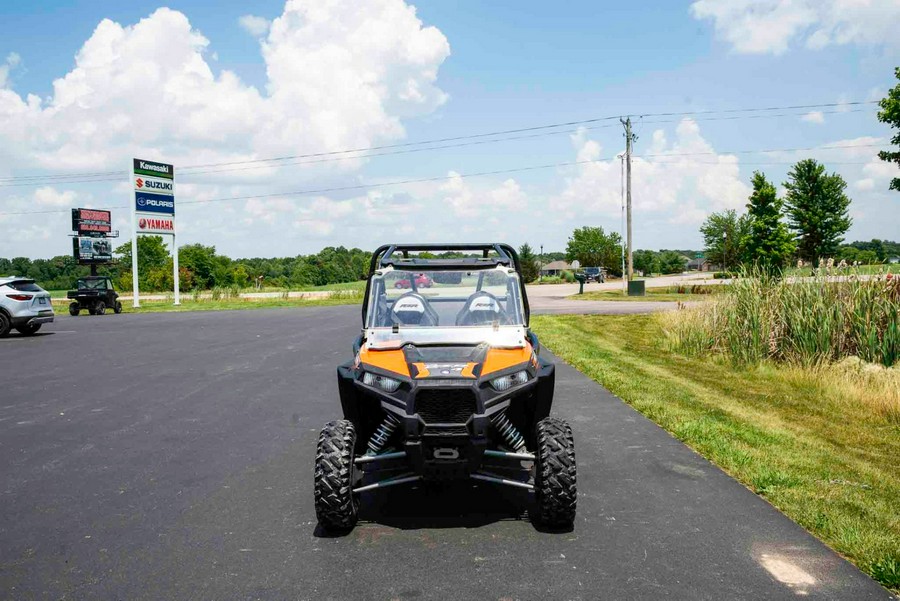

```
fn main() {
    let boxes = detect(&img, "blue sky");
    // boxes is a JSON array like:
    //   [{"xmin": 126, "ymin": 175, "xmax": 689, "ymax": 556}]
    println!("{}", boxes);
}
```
[{"xmin": 0, "ymin": 0, "xmax": 898, "ymax": 259}]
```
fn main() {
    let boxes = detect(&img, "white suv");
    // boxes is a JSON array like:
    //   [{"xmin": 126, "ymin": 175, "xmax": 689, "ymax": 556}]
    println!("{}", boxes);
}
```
[{"xmin": 0, "ymin": 277, "xmax": 54, "ymax": 337}]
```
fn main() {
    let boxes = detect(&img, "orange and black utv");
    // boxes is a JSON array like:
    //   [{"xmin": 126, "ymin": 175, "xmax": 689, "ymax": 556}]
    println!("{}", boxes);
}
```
[{"xmin": 314, "ymin": 244, "xmax": 575, "ymax": 531}]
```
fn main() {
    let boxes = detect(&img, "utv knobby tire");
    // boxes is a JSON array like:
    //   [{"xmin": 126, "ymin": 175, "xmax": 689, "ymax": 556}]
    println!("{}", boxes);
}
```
[
  {"xmin": 114, "ymin": 301, "xmax": 123, "ymax": 314},
  {"xmin": 69, "ymin": 302, "xmax": 80, "ymax": 316},
  {"xmin": 0, "ymin": 312, "xmax": 10, "ymax": 338},
  {"xmin": 95, "ymin": 302, "xmax": 106, "ymax": 315},
  {"xmin": 15, "ymin": 323, "xmax": 41, "ymax": 336},
  {"xmin": 314, "ymin": 420, "xmax": 359, "ymax": 531},
  {"xmin": 535, "ymin": 417, "xmax": 577, "ymax": 528}
]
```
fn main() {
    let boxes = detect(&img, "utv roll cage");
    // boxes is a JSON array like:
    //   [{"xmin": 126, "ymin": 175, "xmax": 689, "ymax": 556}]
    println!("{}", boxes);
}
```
[{"xmin": 362, "ymin": 243, "xmax": 529, "ymax": 326}]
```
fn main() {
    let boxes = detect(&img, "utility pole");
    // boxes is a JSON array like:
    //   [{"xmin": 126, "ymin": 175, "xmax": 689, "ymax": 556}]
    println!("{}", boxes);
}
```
[
  {"xmin": 621, "ymin": 117, "xmax": 635, "ymax": 281},
  {"xmin": 539, "ymin": 244, "xmax": 544, "ymax": 282}
]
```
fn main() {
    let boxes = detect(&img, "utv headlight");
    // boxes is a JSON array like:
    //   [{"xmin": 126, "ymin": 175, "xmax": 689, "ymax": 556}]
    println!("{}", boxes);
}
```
[
  {"xmin": 363, "ymin": 372, "xmax": 401, "ymax": 393},
  {"xmin": 490, "ymin": 370, "xmax": 529, "ymax": 391}
]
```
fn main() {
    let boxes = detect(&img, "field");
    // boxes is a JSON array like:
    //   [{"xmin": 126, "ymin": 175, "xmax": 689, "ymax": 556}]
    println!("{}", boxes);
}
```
[
  {"xmin": 573, "ymin": 285, "xmax": 723, "ymax": 302},
  {"xmin": 52, "ymin": 290, "xmax": 363, "ymax": 313},
  {"xmin": 531, "ymin": 313, "xmax": 900, "ymax": 592}
]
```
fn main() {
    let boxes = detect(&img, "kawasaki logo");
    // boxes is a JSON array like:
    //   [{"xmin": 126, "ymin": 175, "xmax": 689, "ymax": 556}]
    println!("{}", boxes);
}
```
[{"xmin": 139, "ymin": 161, "xmax": 169, "ymax": 174}]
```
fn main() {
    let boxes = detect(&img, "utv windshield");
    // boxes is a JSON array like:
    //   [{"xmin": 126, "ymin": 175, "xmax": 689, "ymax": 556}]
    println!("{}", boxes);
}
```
[
  {"xmin": 365, "ymin": 267, "xmax": 525, "ymax": 330},
  {"xmin": 76, "ymin": 278, "xmax": 107, "ymax": 290}
]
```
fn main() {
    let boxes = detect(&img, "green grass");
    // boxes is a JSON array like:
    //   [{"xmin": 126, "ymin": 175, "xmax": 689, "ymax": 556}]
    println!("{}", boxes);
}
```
[
  {"xmin": 55, "ymin": 291, "xmax": 362, "ymax": 313},
  {"xmin": 531, "ymin": 314, "xmax": 900, "ymax": 593},
  {"xmin": 573, "ymin": 285, "xmax": 723, "ymax": 302}
]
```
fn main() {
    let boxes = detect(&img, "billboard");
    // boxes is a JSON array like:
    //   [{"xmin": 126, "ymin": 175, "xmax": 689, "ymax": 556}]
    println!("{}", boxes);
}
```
[
  {"xmin": 71, "ymin": 208, "xmax": 112, "ymax": 235},
  {"xmin": 73, "ymin": 236, "xmax": 113, "ymax": 263}
]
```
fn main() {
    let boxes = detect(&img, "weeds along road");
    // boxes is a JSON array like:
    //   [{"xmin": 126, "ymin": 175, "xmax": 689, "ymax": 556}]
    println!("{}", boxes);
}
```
[{"xmin": 0, "ymin": 307, "xmax": 891, "ymax": 600}]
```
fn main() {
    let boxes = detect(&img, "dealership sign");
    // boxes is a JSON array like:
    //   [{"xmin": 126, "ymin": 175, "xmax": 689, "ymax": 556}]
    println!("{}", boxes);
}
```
[
  {"xmin": 136, "ymin": 214, "xmax": 175, "ymax": 234},
  {"xmin": 132, "ymin": 158, "xmax": 179, "ymax": 307},
  {"xmin": 71, "ymin": 208, "xmax": 112, "ymax": 235},
  {"xmin": 133, "ymin": 159, "xmax": 175, "ymax": 216},
  {"xmin": 73, "ymin": 236, "xmax": 113, "ymax": 262}
]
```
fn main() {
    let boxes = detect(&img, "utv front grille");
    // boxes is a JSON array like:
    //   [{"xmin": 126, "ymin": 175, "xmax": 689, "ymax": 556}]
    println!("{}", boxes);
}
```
[{"xmin": 415, "ymin": 389, "xmax": 477, "ymax": 428}]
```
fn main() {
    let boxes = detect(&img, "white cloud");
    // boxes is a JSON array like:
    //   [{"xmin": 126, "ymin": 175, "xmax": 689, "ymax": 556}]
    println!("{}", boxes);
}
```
[
  {"xmin": 801, "ymin": 111, "xmax": 824, "ymax": 124},
  {"xmin": 438, "ymin": 172, "xmax": 527, "ymax": 217},
  {"xmin": 33, "ymin": 186, "xmax": 77, "ymax": 207},
  {"xmin": 238, "ymin": 15, "xmax": 271, "ymax": 37},
  {"xmin": 690, "ymin": 0, "xmax": 900, "ymax": 54},
  {"xmin": 0, "ymin": 52, "xmax": 20, "ymax": 88},
  {"xmin": 0, "ymin": 2, "xmax": 449, "ymax": 173},
  {"xmin": 854, "ymin": 178, "xmax": 875, "ymax": 191},
  {"xmin": 552, "ymin": 118, "xmax": 750, "ymax": 221}
]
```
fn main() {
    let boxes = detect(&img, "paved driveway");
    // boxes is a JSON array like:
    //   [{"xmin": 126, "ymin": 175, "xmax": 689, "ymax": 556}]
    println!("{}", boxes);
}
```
[{"xmin": 0, "ymin": 308, "xmax": 890, "ymax": 599}]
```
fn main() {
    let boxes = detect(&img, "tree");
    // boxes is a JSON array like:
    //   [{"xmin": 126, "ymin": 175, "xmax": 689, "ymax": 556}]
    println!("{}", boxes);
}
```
[
  {"xmin": 657, "ymin": 250, "xmax": 687, "ymax": 274},
  {"xmin": 115, "ymin": 236, "xmax": 170, "ymax": 289},
  {"xmin": 518, "ymin": 243, "xmax": 539, "ymax": 283},
  {"xmin": 877, "ymin": 67, "xmax": 900, "ymax": 192},
  {"xmin": 699, "ymin": 209, "xmax": 752, "ymax": 271},
  {"xmin": 565, "ymin": 226, "xmax": 622, "ymax": 272},
  {"xmin": 632, "ymin": 249, "xmax": 658, "ymax": 276},
  {"xmin": 742, "ymin": 172, "xmax": 796, "ymax": 271},
  {"xmin": 784, "ymin": 159, "xmax": 852, "ymax": 264}
]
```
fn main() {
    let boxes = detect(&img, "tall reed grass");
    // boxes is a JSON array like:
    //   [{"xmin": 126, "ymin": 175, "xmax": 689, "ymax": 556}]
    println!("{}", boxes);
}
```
[{"xmin": 660, "ymin": 268, "xmax": 899, "ymax": 368}]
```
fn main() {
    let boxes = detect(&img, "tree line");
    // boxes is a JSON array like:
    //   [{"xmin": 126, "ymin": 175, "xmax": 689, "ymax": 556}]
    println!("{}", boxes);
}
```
[
  {"xmin": 700, "ymin": 158, "xmax": 899, "ymax": 272},
  {"xmin": 0, "ymin": 242, "xmax": 372, "ymax": 292}
]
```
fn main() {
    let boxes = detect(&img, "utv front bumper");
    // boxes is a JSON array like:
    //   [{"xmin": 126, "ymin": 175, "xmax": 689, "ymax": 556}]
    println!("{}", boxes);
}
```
[{"xmin": 336, "ymin": 360, "xmax": 554, "ymax": 481}]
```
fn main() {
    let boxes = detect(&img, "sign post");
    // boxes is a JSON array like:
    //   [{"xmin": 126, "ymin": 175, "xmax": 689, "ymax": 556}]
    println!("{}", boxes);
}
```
[{"xmin": 131, "ymin": 158, "xmax": 177, "ymax": 307}]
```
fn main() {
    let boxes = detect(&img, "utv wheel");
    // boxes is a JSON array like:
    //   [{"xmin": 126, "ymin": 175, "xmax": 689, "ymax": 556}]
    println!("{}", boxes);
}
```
[
  {"xmin": 15, "ymin": 323, "xmax": 41, "ymax": 336},
  {"xmin": 534, "ymin": 417, "xmax": 577, "ymax": 528},
  {"xmin": 95, "ymin": 302, "xmax": 106, "ymax": 315},
  {"xmin": 114, "ymin": 301, "xmax": 123, "ymax": 314},
  {"xmin": 314, "ymin": 420, "xmax": 359, "ymax": 531},
  {"xmin": 0, "ymin": 312, "xmax": 10, "ymax": 338},
  {"xmin": 69, "ymin": 303, "xmax": 80, "ymax": 316}
]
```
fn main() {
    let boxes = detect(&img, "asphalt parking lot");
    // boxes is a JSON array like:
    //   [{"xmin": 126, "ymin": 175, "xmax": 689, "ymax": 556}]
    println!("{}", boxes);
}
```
[{"xmin": 0, "ymin": 307, "xmax": 891, "ymax": 600}]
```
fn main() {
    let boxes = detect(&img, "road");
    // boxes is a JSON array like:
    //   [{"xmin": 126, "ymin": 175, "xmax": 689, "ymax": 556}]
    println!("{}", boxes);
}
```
[{"xmin": 0, "ymin": 308, "xmax": 891, "ymax": 600}]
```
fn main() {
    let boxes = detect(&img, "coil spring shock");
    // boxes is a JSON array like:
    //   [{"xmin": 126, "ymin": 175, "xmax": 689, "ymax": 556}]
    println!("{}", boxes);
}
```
[
  {"xmin": 367, "ymin": 412, "xmax": 400, "ymax": 455},
  {"xmin": 491, "ymin": 411, "xmax": 526, "ymax": 452}
]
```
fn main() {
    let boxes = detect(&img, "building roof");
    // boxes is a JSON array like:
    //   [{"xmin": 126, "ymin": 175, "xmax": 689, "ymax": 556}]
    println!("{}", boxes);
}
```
[{"xmin": 540, "ymin": 260, "xmax": 572, "ymax": 271}]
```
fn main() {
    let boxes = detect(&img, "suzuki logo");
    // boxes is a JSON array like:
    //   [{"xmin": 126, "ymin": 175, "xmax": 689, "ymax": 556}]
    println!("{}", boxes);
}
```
[{"xmin": 136, "ymin": 178, "xmax": 144, "ymax": 188}]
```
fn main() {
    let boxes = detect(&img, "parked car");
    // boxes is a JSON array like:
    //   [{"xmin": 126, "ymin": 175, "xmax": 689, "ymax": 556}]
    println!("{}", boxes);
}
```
[
  {"xmin": 0, "ymin": 276, "xmax": 54, "ymax": 337},
  {"xmin": 393, "ymin": 273, "xmax": 434, "ymax": 289},
  {"xmin": 583, "ymin": 267, "xmax": 605, "ymax": 283},
  {"xmin": 66, "ymin": 276, "xmax": 122, "ymax": 315}
]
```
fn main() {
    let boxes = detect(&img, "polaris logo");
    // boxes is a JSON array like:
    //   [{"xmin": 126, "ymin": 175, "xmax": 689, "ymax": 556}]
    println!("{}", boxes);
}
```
[{"xmin": 137, "ymin": 196, "xmax": 174, "ymax": 209}]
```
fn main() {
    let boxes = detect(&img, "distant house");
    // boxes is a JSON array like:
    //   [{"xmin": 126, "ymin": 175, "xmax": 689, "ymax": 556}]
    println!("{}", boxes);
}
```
[
  {"xmin": 540, "ymin": 260, "xmax": 574, "ymax": 276},
  {"xmin": 889, "ymin": 256, "xmax": 900, "ymax": 265},
  {"xmin": 686, "ymin": 257, "xmax": 719, "ymax": 272}
]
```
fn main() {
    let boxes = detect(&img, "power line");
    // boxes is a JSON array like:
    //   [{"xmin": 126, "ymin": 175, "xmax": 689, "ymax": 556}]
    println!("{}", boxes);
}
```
[
  {"xmin": 0, "ymin": 100, "xmax": 878, "ymax": 184},
  {"xmin": 0, "ymin": 108, "xmax": 879, "ymax": 188},
  {"xmin": 0, "ymin": 143, "xmax": 884, "ymax": 217}
]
